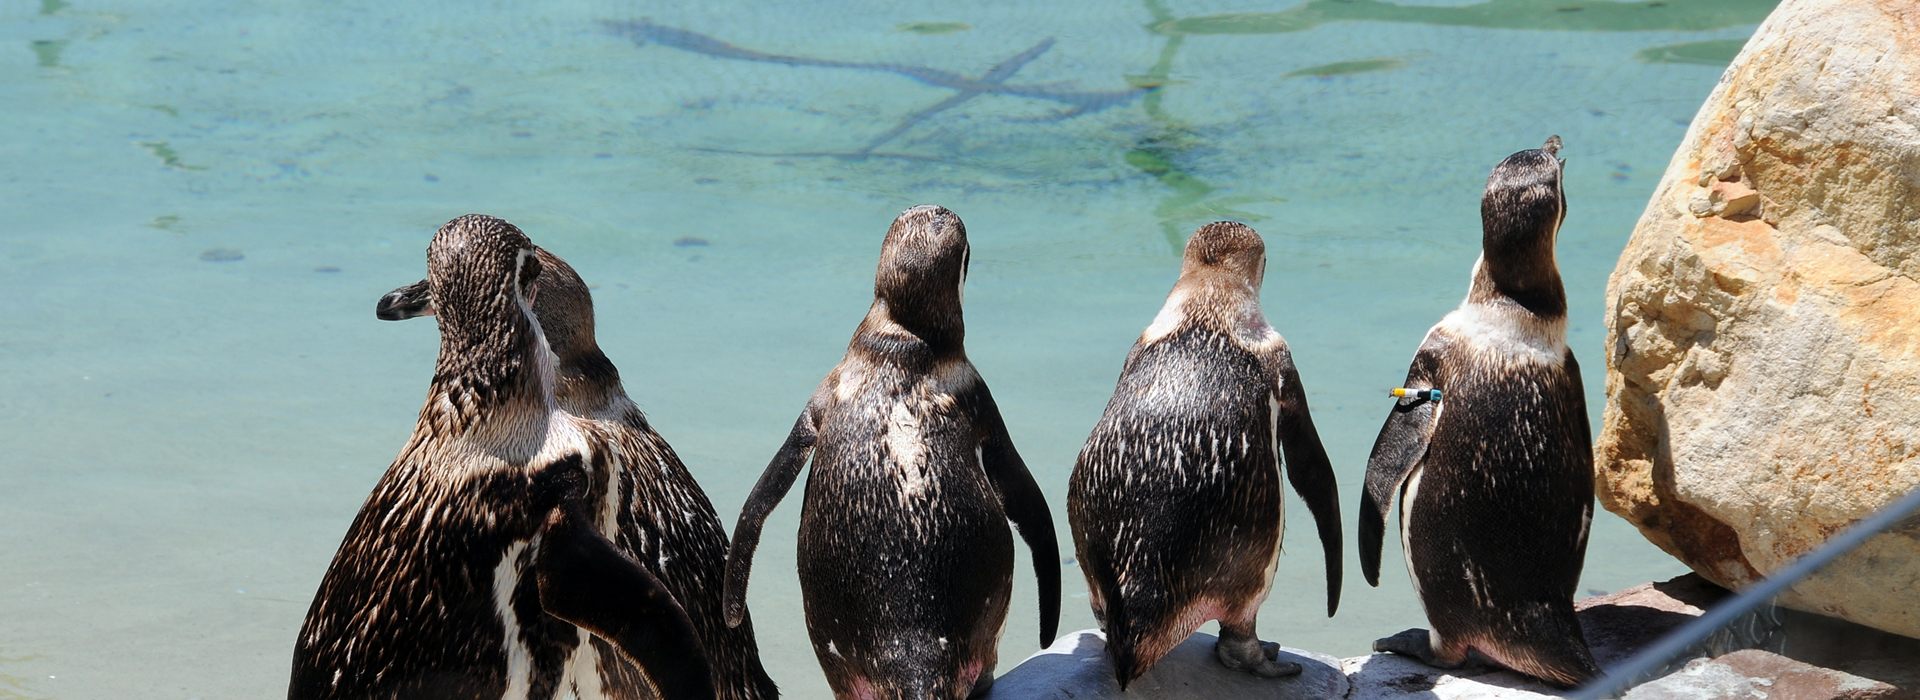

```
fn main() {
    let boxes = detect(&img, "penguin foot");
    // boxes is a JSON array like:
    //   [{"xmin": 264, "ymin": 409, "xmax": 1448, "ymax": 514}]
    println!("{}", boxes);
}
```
[
  {"xmin": 1372, "ymin": 628, "xmax": 1465, "ymax": 670},
  {"xmin": 1214, "ymin": 635, "xmax": 1302, "ymax": 678},
  {"xmin": 968, "ymin": 672, "xmax": 995, "ymax": 698}
]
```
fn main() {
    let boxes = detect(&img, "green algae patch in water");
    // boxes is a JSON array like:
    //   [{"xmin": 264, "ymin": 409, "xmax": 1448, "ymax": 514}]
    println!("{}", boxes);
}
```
[
  {"xmin": 1127, "ymin": 24, "xmax": 1282, "ymax": 249},
  {"xmin": 1126, "ymin": 144, "xmax": 1212, "ymax": 202},
  {"xmin": 1636, "ymin": 38, "xmax": 1747, "ymax": 65},
  {"xmin": 1124, "ymin": 73, "xmax": 1178, "ymax": 89},
  {"xmin": 146, "ymin": 215, "xmax": 183, "ymax": 232},
  {"xmin": 30, "ymin": 39, "xmax": 67, "ymax": 67},
  {"xmin": 1128, "ymin": 137, "xmax": 1218, "ymax": 249},
  {"xmin": 1152, "ymin": 0, "xmax": 1778, "ymax": 35},
  {"xmin": 1126, "ymin": 135, "xmax": 1281, "ymax": 249},
  {"xmin": 897, "ymin": 22, "xmax": 973, "ymax": 35},
  {"xmin": 1284, "ymin": 55, "xmax": 1413, "ymax": 79},
  {"xmin": 138, "ymin": 141, "xmax": 207, "ymax": 170}
]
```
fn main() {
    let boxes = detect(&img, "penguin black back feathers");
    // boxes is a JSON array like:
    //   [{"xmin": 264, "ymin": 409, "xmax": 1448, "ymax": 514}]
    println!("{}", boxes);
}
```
[
  {"xmin": 377, "ymin": 248, "xmax": 780, "ymax": 700},
  {"xmin": 1068, "ymin": 222, "xmax": 1342, "ymax": 688},
  {"xmin": 1360, "ymin": 138, "xmax": 1601, "ymax": 688},
  {"xmin": 294, "ymin": 215, "xmax": 715, "ymax": 700},
  {"xmin": 723, "ymin": 205, "xmax": 1061, "ymax": 700}
]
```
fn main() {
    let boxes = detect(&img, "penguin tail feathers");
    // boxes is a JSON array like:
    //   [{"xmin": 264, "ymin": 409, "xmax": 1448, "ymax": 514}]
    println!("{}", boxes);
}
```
[
  {"xmin": 1504, "ymin": 645, "xmax": 1601, "ymax": 690},
  {"xmin": 1108, "ymin": 639, "xmax": 1145, "ymax": 690},
  {"xmin": 1100, "ymin": 585, "xmax": 1148, "ymax": 690},
  {"xmin": 1482, "ymin": 609, "xmax": 1602, "ymax": 690}
]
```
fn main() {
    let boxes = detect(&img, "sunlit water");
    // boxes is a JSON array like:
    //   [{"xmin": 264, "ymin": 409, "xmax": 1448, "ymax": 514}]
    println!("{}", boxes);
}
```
[{"xmin": 1, "ymin": 0, "xmax": 1774, "ymax": 696}]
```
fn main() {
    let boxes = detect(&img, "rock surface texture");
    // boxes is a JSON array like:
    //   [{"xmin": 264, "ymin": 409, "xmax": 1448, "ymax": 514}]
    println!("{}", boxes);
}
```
[
  {"xmin": 994, "ymin": 587, "xmax": 1917, "ymax": 699},
  {"xmin": 1622, "ymin": 651, "xmax": 1910, "ymax": 700},
  {"xmin": 985, "ymin": 630, "xmax": 1347, "ymax": 700},
  {"xmin": 1598, "ymin": 0, "xmax": 1920, "ymax": 639}
]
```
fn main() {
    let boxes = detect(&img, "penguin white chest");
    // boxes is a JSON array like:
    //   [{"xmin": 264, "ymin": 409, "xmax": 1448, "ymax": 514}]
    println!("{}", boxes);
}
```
[
  {"xmin": 1435, "ymin": 303, "xmax": 1566, "ymax": 368},
  {"xmin": 492, "ymin": 540, "xmax": 534, "ymax": 700},
  {"xmin": 887, "ymin": 402, "xmax": 932, "ymax": 498}
]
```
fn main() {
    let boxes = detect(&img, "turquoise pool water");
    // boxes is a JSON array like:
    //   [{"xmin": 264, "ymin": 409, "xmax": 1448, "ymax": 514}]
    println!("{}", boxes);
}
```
[{"xmin": 2, "ymin": 0, "xmax": 1774, "ymax": 696}]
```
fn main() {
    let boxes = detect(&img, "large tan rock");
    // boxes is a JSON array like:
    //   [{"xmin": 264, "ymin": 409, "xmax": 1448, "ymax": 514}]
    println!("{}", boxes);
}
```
[{"xmin": 1599, "ymin": 0, "xmax": 1920, "ymax": 639}]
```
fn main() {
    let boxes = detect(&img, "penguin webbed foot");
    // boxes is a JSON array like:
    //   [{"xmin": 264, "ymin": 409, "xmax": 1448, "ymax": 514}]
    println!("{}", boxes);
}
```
[
  {"xmin": 1372, "ymin": 628, "xmax": 1467, "ymax": 670},
  {"xmin": 1213, "ymin": 633, "xmax": 1302, "ymax": 678}
]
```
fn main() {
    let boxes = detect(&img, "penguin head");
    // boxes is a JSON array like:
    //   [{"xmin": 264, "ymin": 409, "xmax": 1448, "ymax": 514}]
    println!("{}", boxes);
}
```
[
  {"xmin": 523, "ymin": 249, "xmax": 625, "ymax": 397},
  {"xmin": 1179, "ymin": 221, "xmax": 1267, "ymax": 293},
  {"xmin": 425, "ymin": 214, "xmax": 545, "ymax": 372},
  {"xmin": 1476, "ymin": 136, "xmax": 1567, "ymax": 316},
  {"xmin": 519, "ymin": 249, "xmax": 607, "ymax": 370},
  {"xmin": 872, "ymin": 204, "xmax": 970, "ymax": 345},
  {"xmin": 385, "ymin": 246, "xmax": 618, "ymax": 389}
]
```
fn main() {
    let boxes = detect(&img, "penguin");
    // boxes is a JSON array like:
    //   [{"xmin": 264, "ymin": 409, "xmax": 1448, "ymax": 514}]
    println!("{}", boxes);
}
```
[
  {"xmin": 529, "ymin": 452, "xmax": 715, "ymax": 700},
  {"xmin": 291, "ymin": 214, "xmax": 715, "ymax": 700},
  {"xmin": 721, "ymin": 205, "xmax": 1062, "ymax": 700},
  {"xmin": 376, "ymin": 248, "xmax": 781, "ymax": 700},
  {"xmin": 1358, "ymin": 136, "xmax": 1602, "ymax": 689},
  {"xmin": 1066, "ymin": 221, "xmax": 1343, "ymax": 688}
]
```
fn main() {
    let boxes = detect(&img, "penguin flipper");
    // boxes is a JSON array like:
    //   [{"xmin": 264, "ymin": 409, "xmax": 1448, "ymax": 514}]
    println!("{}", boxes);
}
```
[
  {"xmin": 530, "ymin": 455, "xmax": 719, "ymax": 700},
  {"xmin": 1273, "ymin": 362, "xmax": 1343, "ymax": 617},
  {"xmin": 969, "ymin": 383, "xmax": 1062, "ymax": 647},
  {"xmin": 1361, "ymin": 338, "xmax": 1446, "ymax": 587},
  {"xmin": 723, "ymin": 409, "xmax": 819, "ymax": 629}
]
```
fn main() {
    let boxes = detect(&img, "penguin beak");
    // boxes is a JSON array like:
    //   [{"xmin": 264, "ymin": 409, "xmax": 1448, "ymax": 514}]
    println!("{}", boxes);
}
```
[{"xmin": 376, "ymin": 280, "xmax": 434, "ymax": 321}]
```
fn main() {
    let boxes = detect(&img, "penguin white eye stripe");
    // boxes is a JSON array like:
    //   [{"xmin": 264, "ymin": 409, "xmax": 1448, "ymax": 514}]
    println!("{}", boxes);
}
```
[
  {"xmin": 514, "ymin": 248, "xmax": 542, "ymax": 305},
  {"xmin": 957, "ymin": 247, "xmax": 969, "ymax": 304},
  {"xmin": 1554, "ymin": 163, "xmax": 1567, "ymax": 229}
]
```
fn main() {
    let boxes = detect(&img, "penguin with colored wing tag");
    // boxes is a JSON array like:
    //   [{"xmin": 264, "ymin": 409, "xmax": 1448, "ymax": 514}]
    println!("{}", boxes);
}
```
[{"xmin": 1360, "ymin": 137, "xmax": 1602, "ymax": 688}]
